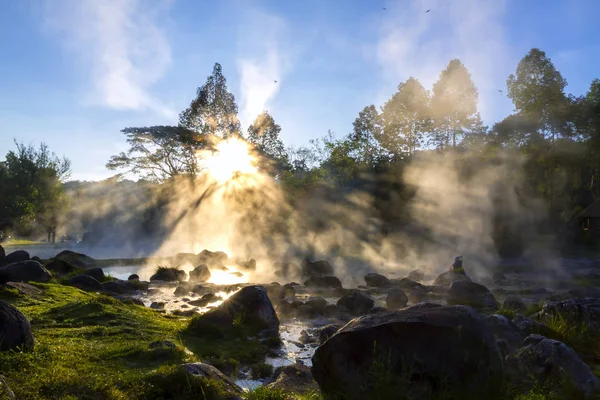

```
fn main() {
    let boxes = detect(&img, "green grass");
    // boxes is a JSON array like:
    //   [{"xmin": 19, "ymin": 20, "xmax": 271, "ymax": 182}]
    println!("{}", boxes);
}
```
[
  {"xmin": 0, "ymin": 283, "xmax": 276, "ymax": 399},
  {"xmin": 540, "ymin": 312, "xmax": 600, "ymax": 362},
  {"xmin": 495, "ymin": 308, "xmax": 518, "ymax": 320},
  {"xmin": 250, "ymin": 362, "xmax": 274, "ymax": 379},
  {"xmin": 244, "ymin": 387, "xmax": 323, "ymax": 400}
]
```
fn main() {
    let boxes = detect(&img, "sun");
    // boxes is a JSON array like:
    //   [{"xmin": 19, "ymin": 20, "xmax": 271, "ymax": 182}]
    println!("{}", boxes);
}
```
[{"xmin": 202, "ymin": 137, "xmax": 257, "ymax": 184}]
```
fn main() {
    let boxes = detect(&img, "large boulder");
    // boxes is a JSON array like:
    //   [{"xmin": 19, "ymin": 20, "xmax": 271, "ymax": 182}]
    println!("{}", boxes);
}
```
[
  {"xmin": 539, "ymin": 297, "xmax": 600, "ymax": 334},
  {"xmin": 53, "ymin": 250, "xmax": 95, "ymax": 269},
  {"xmin": 486, "ymin": 314, "xmax": 526, "ymax": 355},
  {"xmin": 189, "ymin": 265, "xmax": 211, "ymax": 283},
  {"xmin": 447, "ymin": 280, "xmax": 499, "ymax": 312},
  {"xmin": 189, "ymin": 285, "xmax": 279, "ymax": 336},
  {"xmin": 268, "ymin": 364, "xmax": 318, "ymax": 395},
  {"xmin": 301, "ymin": 259, "xmax": 334, "ymax": 278},
  {"xmin": 432, "ymin": 271, "xmax": 471, "ymax": 286},
  {"xmin": 505, "ymin": 335, "xmax": 600, "ymax": 399},
  {"xmin": 150, "ymin": 267, "xmax": 187, "ymax": 282},
  {"xmin": 69, "ymin": 274, "xmax": 102, "ymax": 291},
  {"xmin": 337, "ymin": 290, "xmax": 374, "ymax": 316},
  {"xmin": 304, "ymin": 276, "xmax": 342, "ymax": 290},
  {"xmin": 364, "ymin": 273, "xmax": 391, "ymax": 287},
  {"xmin": 386, "ymin": 288, "xmax": 408, "ymax": 309},
  {"xmin": 182, "ymin": 363, "xmax": 243, "ymax": 397},
  {"xmin": 312, "ymin": 304, "xmax": 503, "ymax": 400},
  {"xmin": 0, "ymin": 261, "xmax": 52, "ymax": 283},
  {"xmin": 0, "ymin": 301, "xmax": 34, "ymax": 352},
  {"xmin": 5, "ymin": 250, "xmax": 29, "ymax": 264},
  {"xmin": 45, "ymin": 259, "xmax": 78, "ymax": 275},
  {"xmin": 83, "ymin": 267, "xmax": 105, "ymax": 281}
]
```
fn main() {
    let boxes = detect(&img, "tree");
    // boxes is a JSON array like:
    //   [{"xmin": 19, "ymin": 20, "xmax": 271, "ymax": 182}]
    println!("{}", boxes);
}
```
[
  {"xmin": 350, "ymin": 105, "xmax": 385, "ymax": 166},
  {"xmin": 179, "ymin": 63, "xmax": 241, "ymax": 138},
  {"xmin": 506, "ymin": 48, "xmax": 569, "ymax": 143},
  {"xmin": 430, "ymin": 59, "xmax": 481, "ymax": 149},
  {"xmin": 0, "ymin": 141, "xmax": 71, "ymax": 240},
  {"xmin": 380, "ymin": 78, "xmax": 431, "ymax": 157},
  {"xmin": 106, "ymin": 126, "xmax": 204, "ymax": 182},
  {"xmin": 247, "ymin": 111, "xmax": 288, "ymax": 173}
]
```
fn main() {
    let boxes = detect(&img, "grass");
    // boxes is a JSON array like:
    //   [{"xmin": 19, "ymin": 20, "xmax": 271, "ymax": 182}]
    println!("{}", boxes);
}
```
[
  {"xmin": 250, "ymin": 362, "xmax": 274, "ymax": 379},
  {"xmin": 539, "ymin": 312, "xmax": 600, "ymax": 362},
  {"xmin": 244, "ymin": 387, "xmax": 323, "ymax": 400},
  {"xmin": 495, "ymin": 308, "xmax": 518, "ymax": 320},
  {"xmin": 0, "ymin": 283, "xmax": 278, "ymax": 399}
]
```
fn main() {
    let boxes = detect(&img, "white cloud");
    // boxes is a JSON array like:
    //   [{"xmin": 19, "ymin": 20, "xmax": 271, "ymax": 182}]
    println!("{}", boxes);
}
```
[
  {"xmin": 376, "ymin": 0, "xmax": 513, "ymax": 122},
  {"xmin": 44, "ymin": 0, "xmax": 176, "ymax": 119},
  {"xmin": 237, "ymin": 10, "xmax": 291, "ymax": 127}
]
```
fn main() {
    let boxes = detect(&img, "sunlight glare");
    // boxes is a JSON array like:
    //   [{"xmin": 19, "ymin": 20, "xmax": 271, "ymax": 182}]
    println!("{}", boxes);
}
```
[{"xmin": 202, "ymin": 138, "xmax": 257, "ymax": 184}]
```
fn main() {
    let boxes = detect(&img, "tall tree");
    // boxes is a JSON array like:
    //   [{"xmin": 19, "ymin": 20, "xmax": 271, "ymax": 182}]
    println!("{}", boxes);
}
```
[
  {"xmin": 430, "ymin": 59, "xmax": 481, "ymax": 149},
  {"xmin": 380, "ymin": 78, "xmax": 431, "ymax": 157},
  {"xmin": 350, "ymin": 105, "xmax": 384, "ymax": 166},
  {"xmin": 247, "ymin": 111, "xmax": 288, "ymax": 170},
  {"xmin": 106, "ymin": 126, "xmax": 204, "ymax": 182},
  {"xmin": 506, "ymin": 48, "xmax": 569, "ymax": 143},
  {"xmin": 179, "ymin": 63, "xmax": 241, "ymax": 138}
]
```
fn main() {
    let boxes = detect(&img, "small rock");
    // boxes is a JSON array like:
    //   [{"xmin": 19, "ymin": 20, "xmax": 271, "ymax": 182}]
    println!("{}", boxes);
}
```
[
  {"xmin": 69, "ymin": 274, "xmax": 102, "ymax": 291},
  {"xmin": 432, "ymin": 270, "xmax": 472, "ymax": 286},
  {"xmin": 45, "ymin": 259, "xmax": 77, "ymax": 275},
  {"xmin": 407, "ymin": 269, "xmax": 425, "ymax": 282},
  {"xmin": 305, "ymin": 297, "xmax": 327, "ymax": 313},
  {"xmin": 189, "ymin": 264, "xmax": 211, "ymax": 283},
  {"xmin": 301, "ymin": 259, "xmax": 334, "ymax": 278},
  {"xmin": 83, "ymin": 267, "xmax": 105, "ymax": 281},
  {"xmin": 182, "ymin": 363, "xmax": 243, "ymax": 397},
  {"xmin": 149, "ymin": 340, "xmax": 177, "ymax": 349},
  {"xmin": 318, "ymin": 324, "xmax": 341, "ymax": 344},
  {"xmin": 447, "ymin": 280, "xmax": 499, "ymax": 312},
  {"xmin": 337, "ymin": 290, "xmax": 374, "ymax": 315},
  {"xmin": 386, "ymin": 288, "xmax": 408, "ymax": 309},
  {"xmin": 267, "ymin": 364, "xmax": 318, "ymax": 395},
  {"xmin": 128, "ymin": 274, "xmax": 140, "ymax": 281},
  {"xmin": 304, "ymin": 276, "xmax": 342, "ymax": 289},
  {"xmin": 503, "ymin": 296, "xmax": 527, "ymax": 313},
  {"xmin": 151, "ymin": 302, "xmax": 165, "ymax": 310},
  {"xmin": 364, "ymin": 273, "xmax": 391, "ymax": 287}
]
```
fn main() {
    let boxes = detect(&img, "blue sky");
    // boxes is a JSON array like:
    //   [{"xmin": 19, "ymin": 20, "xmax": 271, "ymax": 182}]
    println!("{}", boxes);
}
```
[{"xmin": 1, "ymin": 0, "xmax": 599, "ymax": 181}]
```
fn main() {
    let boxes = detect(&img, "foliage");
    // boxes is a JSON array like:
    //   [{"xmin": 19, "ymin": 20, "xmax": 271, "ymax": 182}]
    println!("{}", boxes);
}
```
[
  {"xmin": 247, "ymin": 111, "xmax": 289, "ymax": 175},
  {"xmin": 495, "ymin": 307, "xmax": 518, "ymax": 320}
]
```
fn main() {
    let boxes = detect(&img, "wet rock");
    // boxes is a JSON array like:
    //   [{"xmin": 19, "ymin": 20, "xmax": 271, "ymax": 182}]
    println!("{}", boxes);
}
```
[
  {"xmin": 539, "ymin": 297, "xmax": 600, "ymax": 334},
  {"xmin": 301, "ymin": 259, "xmax": 334, "ymax": 278},
  {"xmin": 151, "ymin": 302, "xmax": 165, "ymax": 310},
  {"xmin": 69, "ymin": 274, "xmax": 102, "ymax": 291},
  {"xmin": 128, "ymin": 274, "xmax": 140, "ymax": 281},
  {"xmin": 150, "ymin": 267, "xmax": 187, "ymax": 282},
  {"xmin": 182, "ymin": 362, "xmax": 243, "ymax": 397},
  {"xmin": 447, "ymin": 280, "xmax": 499, "ymax": 312},
  {"xmin": 101, "ymin": 279, "xmax": 135, "ymax": 294},
  {"xmin": 386, "ymin": 288, "xmax": 408, "ymax": 309},
  {"xmin": 318, "ymin": 324, "xmax": 341, "ymax": 344},
  {"xmin": 486, "ymin": 314, "xmax": 526, "ymax": 354},
  {"xmin": 505, "ymin": 335, "xmax": 600, "ymax": 399},
  {"xmin": 189, "ymin": 264, "xmax": 211, "ymax": 283},
  {"xmin": 299, "ymin": 330, "xmax": 312, "ymax": 344},
  {"xmin": 432, "ymin": 271, "xmax": 472, "ymax": 286},
  {"xmin": 0, "ymin": 301, "xmax": 34, "ymax": 352},
  {"xmin": 189, "ymin": 293, "xmax": 220, "ymax": 307},
  {"xmin": 512, "ymin": 314, "xmax": 556, "ymax": 337},
  {"xmin": 5, "ymin": 250, "xmax": 29, "ymax": 264},
  {"xmin": 337, "ymin": 290, "xmax": 374, "ymax": 315},
  {"xmin": 53, "ymin": 250, "xmax": 95, "ymax": 269},
  {"xmin": 189, "ymin": 285, "xmax": 279, "ymax": 336},
  {"xmin": 45, "ymin": 259, "xmax": 77, "ymax": 275},
  {"xmin": 503, "ymin": 296, "xmax": 527, "ymax": 313},
  {"xmin": 198, "ymin": 250, "xmax": 228, "ymax": 267},
  {"xmin": 83, "ymin": 267, "xmax": 105, "ymax": 281},
  {"xmin": 0, "ymin": 261, "xmax": 52, "ymax": 283},
  {"xmin": 305, "ymin": 297, "xmax": 327, "ymax": 313},
  {"xmin": 364, "ymin": 273, "xmax": 391, "ymax": 287},
  {"xmin": 174, "ymin": 283, "xmax": 192, "ymax": 297},
  {"xmin": 407, "ymin": 269, "xmax": 425, "ymax": 282},
  {"xmin": 304, "ymin": 276, "xmax": 342, "ymax": 290},
  {"xmin": 312, "ymin": 304, "xmax": 503, "ymax": 400},
  {"xmin": 268, "ymin": 364, "xmax": 318, "ymax": 395}
]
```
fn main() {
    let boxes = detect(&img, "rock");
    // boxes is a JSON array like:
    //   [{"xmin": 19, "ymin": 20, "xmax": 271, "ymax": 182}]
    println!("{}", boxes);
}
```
[
  {"xmin": 150, "ymin": 302, "xmax": 165, "ymax": 310},
  {"xmin": 69, "ymin": 274, "xmax": 102, "ymax": 291},
  {"xmin": 407, "ymin": 269, "xmax": 425, "ymax": 282},
  {"xmin": 301, "ymin": 259, "xmax": 334, "ymax": 278},
  {"xmin": 53, "ymin": 250, "xmax": 95, "ymax": 269},
  {"xmin": 0, "ymin": 245, "xmax": 5, "ymax": 266},
  {"xmin": 337, "ymin": 290, "xmax": 374, "ymax": 315},
  {"xmin": 364, "ymin": 273, "xmax": 391, "ymax": 287},
  {"xmin": 239, "ymin": 258, "xmax": 257, "ymax": 271},
  {"xmin": 101, "ymin": 280, "xmax": 135, "ymax": 294},
  {"xmin": 182, "ymin": 362, "xmax": 243, "ymax": 397},
  {"xmin": 83, "ymin": 267, "xmax": 105, "ymax": 281},
  {"xmin": 4, "ymin": 282, "xmax": 43, "ymax": 297},
  {"xmin": 369, "ymin": 306, "xmax": 388, "ymax": 314},
  {"xmin": 189, "ymin": 285, "xmax": 279, "ymax": 336},
  {"xmin": 198, "ymin": 250, "xmax": 228, "ymax": 267},
  {"xmin": 45, "ymin": 259, "xmax": 78, "ymax": 275},
  {"xmin": 128, "ymin": 274, "xmax": 140, "ymax": 281},
  {"xmin": 189, "ymin": 264, "xmax": 211, "ymax": 283},
  {"xmin": 150, "ymin": 267, "xmax": 187, "ymax": 282},
  {"xmin": 486, "ymin": 314, "xmax": 526, "ymax": 354},
  {"xmin": 146, "ymin": 288, "xmax": 163, "ymax": 296},
  {"xmin": 304, "ymin": 276, "xmax": 342, "ymax": 290},
  {"xmin": 503, "ymin": 296, "xmax": 527, "ymax": 313},
  {"xmin": 322, "ymin": 305, "xmax": 349, "ymax": 320},
  {"xmin": 447, "ymin": 280, "xmax": 499, "ymax": 312},
  {"xmin": 312, "ymin": 304, "xmax": 503, "ymax": 399},
  {"xmin": 505, "ymin": 335, "xmax": 600, "ymax": 399},
  {"xmin": 189, "ymin": 293, "xmax": 220, "ymax": 307},
  {"xmin": 0, "ymin": 261, "xmax": 52, "ymax": 283},
  {"xmin": 149, "ymin": 340, "xmax": 176, "ymax": 349},
  {"xmin": 432, "ymin": 270, "xmax": 472, "ymax": 286},
  {"xmin": 512, "ymin": 314, "xmax": 556, "ymax": 337},
  {"xmin": 305, "ymin": 297, "xmax": 328, "ymax": 313},
  {"xmin": 173, "ymin": 283, "xmax": 192, "ymax": 297},
  {"xmin": 268, "ymin": 364, "xmax": 318, "ymax": 395},
  {"xmin": 539, "ymin": 297, "xmax": 600, "ymax": 334},
  {"xmin": 0, "ymin": 301, "xmax": 34, "ymax": 352},
  {"xmin": 318, "ymin": 324, "xmax": 342, "ymax": 344},
  {"xmin": 5, "ymin": 250, "xmax": 29, "ymax": 264},
  {"xmin": 386, "ymin": 288, "xmax": 408, "ymax": 309}
]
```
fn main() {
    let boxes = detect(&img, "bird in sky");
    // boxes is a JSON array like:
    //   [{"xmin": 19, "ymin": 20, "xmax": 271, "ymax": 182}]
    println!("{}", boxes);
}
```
[
  {"xmin": 498, "ymin": 89, "xmax": 503, "ymax": 94},
  {"xmin": 426, "ymin": 9, "xmax": 431, "ymax": 13},
  {"xmin": 274, "ymin": 80, "xmax": 278, "ymax": 83},
  {"xmin": 383, "ymin": 7, "xmax": 387, "ymax": 10}
]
